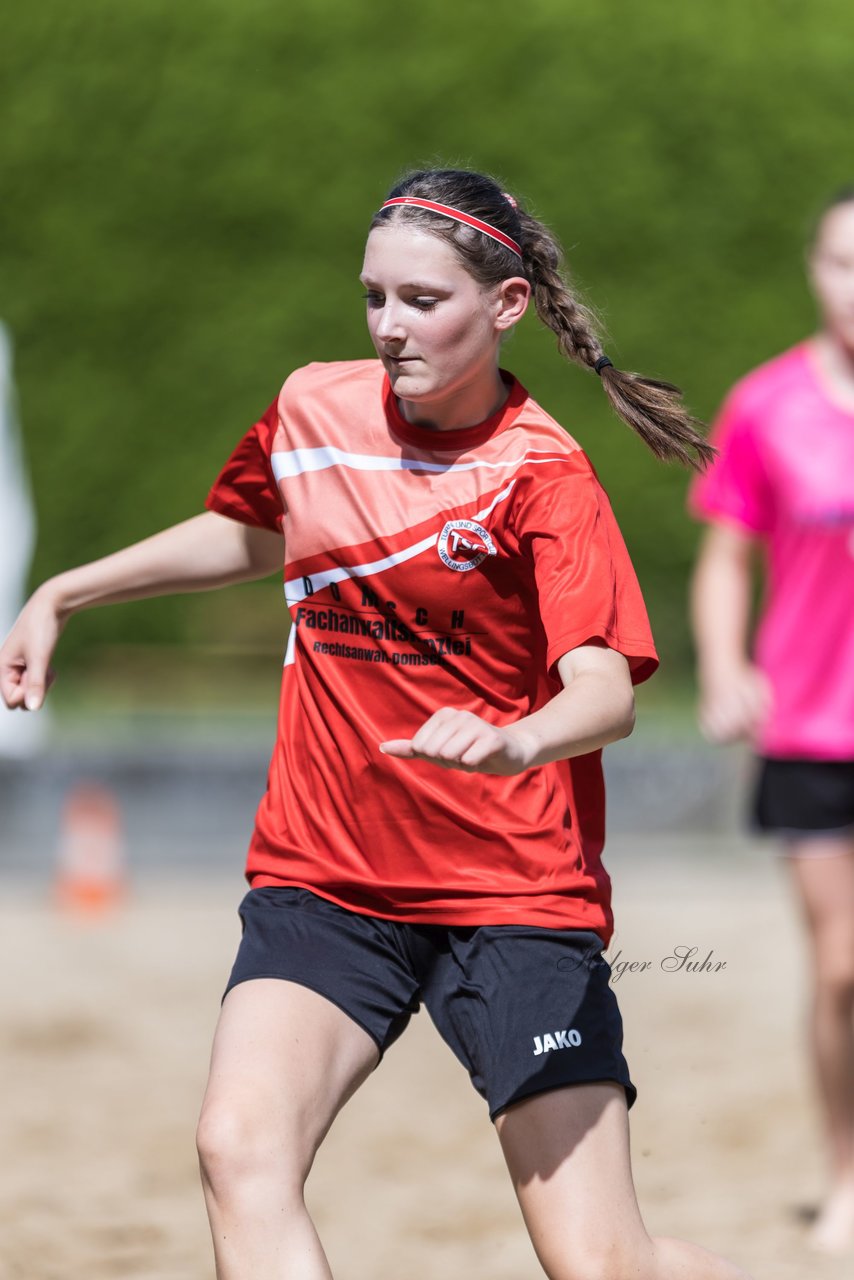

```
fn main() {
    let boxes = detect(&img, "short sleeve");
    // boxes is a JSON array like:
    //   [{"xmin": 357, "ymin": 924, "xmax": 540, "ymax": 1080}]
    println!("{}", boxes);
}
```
[
  {"xmin": 688, "ymin": 388, "xmax": 774, "ymax": 534},
  {"xmin": 515, "ymin": 464, "xmax": 659, "ymax": 686},
  {"xmin": 205, "ymin": 399, "xmax": 283, "ymax": 533}
]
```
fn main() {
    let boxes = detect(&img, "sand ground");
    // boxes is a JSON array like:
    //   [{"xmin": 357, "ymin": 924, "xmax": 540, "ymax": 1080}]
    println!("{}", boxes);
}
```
[{"xmin": 1, "ymin": 834, "xmax": 850, "ymax": 1279}]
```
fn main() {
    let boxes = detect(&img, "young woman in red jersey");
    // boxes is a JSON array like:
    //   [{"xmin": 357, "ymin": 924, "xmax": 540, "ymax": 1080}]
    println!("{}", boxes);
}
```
[
  {"xmin": 0, "ymin": 169, "xmax": 750, "ymax": 1280},
  {"xmin": 691, "ymin": 189, "xmax": 854, "ymax": 1255}
]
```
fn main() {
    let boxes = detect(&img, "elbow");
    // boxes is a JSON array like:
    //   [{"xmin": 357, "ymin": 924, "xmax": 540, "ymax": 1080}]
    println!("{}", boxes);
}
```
[{"xmin": 613, "ymin": 694, "xmax": 636, "ymax": 742}]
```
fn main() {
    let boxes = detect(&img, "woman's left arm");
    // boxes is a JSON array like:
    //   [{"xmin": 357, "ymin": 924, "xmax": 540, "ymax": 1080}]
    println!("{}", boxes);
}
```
[{"xmin": 379, "ymin": 643, "xmax": 635, "ymax": 776}]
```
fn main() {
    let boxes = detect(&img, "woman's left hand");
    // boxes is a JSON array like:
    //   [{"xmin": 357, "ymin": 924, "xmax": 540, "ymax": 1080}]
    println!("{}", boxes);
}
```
[{"xmin": 380, "ymin": 708, "xmax": 537, "ymax": 775}]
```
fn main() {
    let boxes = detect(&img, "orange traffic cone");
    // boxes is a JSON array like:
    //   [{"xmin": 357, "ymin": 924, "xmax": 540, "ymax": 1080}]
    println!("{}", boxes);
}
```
[{"xmin": 54, "ymin": 783, "xmax": 128, "ymax": 914}]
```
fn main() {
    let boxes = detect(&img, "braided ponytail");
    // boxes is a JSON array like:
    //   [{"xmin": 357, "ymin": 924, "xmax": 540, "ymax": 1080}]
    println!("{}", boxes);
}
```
[
  {"xmin": 515, "ymin": 209, "xmax": 713, "ymax": 469},
  {"xmin": 373, "ymin": 169, "xmax": 714, "ymax": 470}
]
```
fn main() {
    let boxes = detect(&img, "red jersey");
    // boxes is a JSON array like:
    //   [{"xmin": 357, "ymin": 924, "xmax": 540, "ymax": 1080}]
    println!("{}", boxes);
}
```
[{"xmin": 206, "ymin": 360, "xmax": 658, "ymax": 941}]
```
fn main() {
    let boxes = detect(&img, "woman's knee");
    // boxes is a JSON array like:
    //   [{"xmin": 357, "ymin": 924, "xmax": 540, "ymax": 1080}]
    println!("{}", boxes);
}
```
[
  {"xmin": 814, "ymin": 943, "xmax": 854, "ymax": 1009},
  {"xmin": 539, "ymin": 1238, "xmax": 654, "ymax": 1280},
  {"xmin": 196, "ymin": 1095, "xmax": 311, "ymax": 1199}
]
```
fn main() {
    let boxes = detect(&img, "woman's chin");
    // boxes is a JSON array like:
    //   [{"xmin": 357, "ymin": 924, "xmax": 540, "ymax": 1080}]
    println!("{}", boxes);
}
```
[{"xmin": 388, "ymin": 370, "xmax": 436, "ymax": 401}]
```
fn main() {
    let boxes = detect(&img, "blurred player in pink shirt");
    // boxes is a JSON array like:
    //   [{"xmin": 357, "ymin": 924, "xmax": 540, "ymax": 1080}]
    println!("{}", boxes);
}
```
[{"xmin": 690, "ymin": 188, "xmax": 854, "ymax": 1254}]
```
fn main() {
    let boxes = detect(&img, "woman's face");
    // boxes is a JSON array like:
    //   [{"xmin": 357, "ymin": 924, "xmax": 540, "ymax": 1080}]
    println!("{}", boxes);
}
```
[
  {"xmin": 809, "ymin": 201, "xmax": 854, "ymax": 352},
  {"xmin": 361, "ymin": 225, "xmax": 524, "ymax": 424}
]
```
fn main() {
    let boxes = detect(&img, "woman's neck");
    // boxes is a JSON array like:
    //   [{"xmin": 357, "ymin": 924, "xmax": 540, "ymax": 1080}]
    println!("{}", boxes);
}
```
[
  {"xmin": 809, "ymin": 332, "xmax": 854, "ymax": 413},
  {"xmin": 397, "ymin": 368, "xmax": 509, "ymax": 432}
]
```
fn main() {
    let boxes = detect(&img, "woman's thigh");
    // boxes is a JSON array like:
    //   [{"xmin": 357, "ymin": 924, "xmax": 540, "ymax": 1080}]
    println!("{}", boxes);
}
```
[
  {"xmin": 496, "ymin": 1083, "xmax": 650, "ymax": 1274},
  {"xmin": 198, "ymin": 978, "xmax": 381, "ymax": 1182},
  {"xmin": 786, "ymin": 841, "xmax": 854, "ymax": 977}
]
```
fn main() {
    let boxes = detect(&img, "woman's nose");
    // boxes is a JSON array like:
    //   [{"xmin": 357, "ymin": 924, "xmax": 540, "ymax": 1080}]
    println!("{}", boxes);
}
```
[{"xmin": 375, "ymin": 301, "xmax": 405, "ymax": 343}]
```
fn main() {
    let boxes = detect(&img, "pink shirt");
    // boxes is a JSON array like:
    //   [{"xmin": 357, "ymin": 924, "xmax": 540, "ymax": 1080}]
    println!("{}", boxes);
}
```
[{"xmin": 690, "ymin": 342, "xmax": 854, "ymax": 760}]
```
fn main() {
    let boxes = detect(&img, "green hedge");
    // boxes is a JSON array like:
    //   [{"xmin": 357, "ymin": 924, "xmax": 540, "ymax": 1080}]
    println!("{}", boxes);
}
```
[{"xmin": 3, "ymin": 0, "xmax": 853, "ymax": 680}]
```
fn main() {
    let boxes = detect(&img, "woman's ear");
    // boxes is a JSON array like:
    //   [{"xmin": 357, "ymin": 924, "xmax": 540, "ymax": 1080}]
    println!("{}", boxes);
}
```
[{"xmin": 495, "ymin": 277, "xmax": 531, "ymax": 331}]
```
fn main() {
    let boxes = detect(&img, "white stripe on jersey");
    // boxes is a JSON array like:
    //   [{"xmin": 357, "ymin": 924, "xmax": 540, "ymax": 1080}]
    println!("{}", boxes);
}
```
[
  {"xmin": 476, "ymin": 478, "xmax": 518, "ymax": 521},
  {"xmin": 285, "ymin": 531, "xmax": 439, "ymax": 610},
  {"xmin": 271, "ymin": 446, "xmax": 570, "ymax": 481},
  {"xmin": 282, "ymin": 479, "xmax": 517, "ymax": 611}
]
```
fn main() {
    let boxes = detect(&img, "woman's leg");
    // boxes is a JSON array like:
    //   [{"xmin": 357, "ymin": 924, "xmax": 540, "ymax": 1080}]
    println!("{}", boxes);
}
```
[
  {"xmin": 786, "ymin": 837, "xmax": 854, "ymax": 1252},
  {"xmin": 196, "ymin": 978, "xmax": 380, "ymax": 1280},
  {"xmin": 496, "ymin": 1083, "xmax": 752, "ymax": 1280}
]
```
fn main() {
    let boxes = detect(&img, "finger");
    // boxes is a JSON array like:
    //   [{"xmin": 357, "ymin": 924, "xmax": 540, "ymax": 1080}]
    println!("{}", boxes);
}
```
[
  {"xmin": 410, "ymin": 722, "xmax": 457, "ymax": 757},
  {"xmin": 409, "ymin": 707, "xmax": 460, "ymax": 739},
  {"xmin": 411, "ymin": 713, "xmax": 476, "ymax": 759},
  {"xmin": 696, "ymin": 698, "xmax": 719, "ymax": 742},
  {"xmin": 717, "ymin": 708, "xmax": 746, "ymax": 743},
  {"xmin": 2, "ymin": 683, "xmax": 27, "ymax": 710},
  {"xmin": 427, "ymin": 724, "xmax": 504, "ymax": 771},
  {"xmin": 749, "ymin": 679, "xmax": 773, "ymax": 724},
  {"xmin": 459, "ymin": 737, "xmax": 501, "ymax": 768},
  {"xmin": 699, "ymin": 702, "xmax": 737, "ymax": 744},
  {"xmin": 718, "ymin": 684, "xmax": 758, "ymax": 741},
  {"xmin": 379, "ymin": 740, "xmax": 466, "ymax": 771},
  {"xmin": 444, "ymin": 725, "xmax": 504, "ymax": 766},
  {"xmin": 414, "ymin": 724, "xmax": 482, "ymax": 765},
  {"xmin": 411, "ymin": 754, "xmax": 473, "ymax": 773},
  {"xmin": 734, "ymin": 688, "xmax": 766, "ymax": 739},
  {"xmin": 22, "ymin": 671, "xmax": 48, "ymax": 712},
  {"xmin": 23, "ymin": 650, "xmax": 58, "ymax": 711},
  {"xmin": 0, "ymin": 661, "xmax": 26, "ymax": 710},
  {"xmin": 382, "ymin": 710, "xmax": 456, "ymax": 759},
  {"xmin": 738, "ymin": 682, "xmax": 763, "ymax": 726},
  {"xmin": 379, "ymin": 739, "xmax": 416, "ymax": 757},
  {"xmin": 716, "ymin": 708, "xmax": 749, "ymax": 743}
]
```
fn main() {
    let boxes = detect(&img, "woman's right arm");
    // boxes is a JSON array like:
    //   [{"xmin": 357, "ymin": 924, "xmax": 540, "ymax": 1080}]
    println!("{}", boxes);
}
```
[
  {"xmin": 690, "ymin": 521, "xmax": 771, "ymax": 743},
  {"xmin": 0, "ymin": 511, "xmax": 284, "ymax": 711}
]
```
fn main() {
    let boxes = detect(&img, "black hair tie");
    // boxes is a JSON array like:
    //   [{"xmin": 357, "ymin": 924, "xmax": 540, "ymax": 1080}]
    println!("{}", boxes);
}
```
[{"xmin": 594, "ymin": 356, "xmax": 613, "ymax": 375}]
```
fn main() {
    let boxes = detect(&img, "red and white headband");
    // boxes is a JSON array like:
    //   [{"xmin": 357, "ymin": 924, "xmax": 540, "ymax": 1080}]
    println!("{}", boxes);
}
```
[{"xmin": 379, "ymin": 196, "xmax": 523, "ymax": 259}]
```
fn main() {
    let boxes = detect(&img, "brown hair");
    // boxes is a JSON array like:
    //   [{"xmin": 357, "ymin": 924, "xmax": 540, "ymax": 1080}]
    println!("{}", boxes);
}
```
[{"xmin": 371, "ymin": 169, "xmax": 713, "ymax": 470}]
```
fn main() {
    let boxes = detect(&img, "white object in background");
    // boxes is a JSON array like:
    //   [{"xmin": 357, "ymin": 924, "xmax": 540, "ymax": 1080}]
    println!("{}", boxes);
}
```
[{"xmin": 0, "ymin": 321, "xmax": 48, "ymax": 756}]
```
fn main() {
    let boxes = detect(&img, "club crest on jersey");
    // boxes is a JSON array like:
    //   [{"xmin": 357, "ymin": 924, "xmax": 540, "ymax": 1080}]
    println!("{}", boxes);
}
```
[{"xmin": 437, "ymin": 520, "xmax": 497, "ymax": 572}]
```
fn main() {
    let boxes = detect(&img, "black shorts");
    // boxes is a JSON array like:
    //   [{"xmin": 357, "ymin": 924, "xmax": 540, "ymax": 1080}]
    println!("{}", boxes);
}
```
[
  {"xmin": 226, "ymin": 886, "xmax": 636, "ymax": 1120},
  {"xmin": 753, "ymin": 757, "xmax": 854, "ymax": 838}
]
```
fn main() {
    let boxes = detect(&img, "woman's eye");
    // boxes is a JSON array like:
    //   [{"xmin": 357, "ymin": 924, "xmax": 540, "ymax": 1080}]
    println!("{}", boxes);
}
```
[{"xmin": 362, "ymin": 292, "xmax": 438, "ymax": 310}]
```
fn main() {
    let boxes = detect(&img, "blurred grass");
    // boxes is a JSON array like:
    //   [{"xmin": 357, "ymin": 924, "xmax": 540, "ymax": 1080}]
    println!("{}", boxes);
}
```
[{"xmin": 3, "ymin": 0, "xmax": 854, "ymax": 687}]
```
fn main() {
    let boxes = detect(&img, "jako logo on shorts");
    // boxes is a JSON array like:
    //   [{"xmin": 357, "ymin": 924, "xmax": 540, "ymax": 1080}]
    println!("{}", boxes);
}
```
[
  {"xmin": 533, "ymin": 1028, "xmax": 583, "ymax": 1055},
  {"xmin": 437, "ymin": 520, "xmax": 497, "ymax": 571}
]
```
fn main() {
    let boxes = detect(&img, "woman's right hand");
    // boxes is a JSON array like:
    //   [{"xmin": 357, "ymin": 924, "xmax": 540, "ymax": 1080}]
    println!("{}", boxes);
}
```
[
  {"xmin": 0, "ymin": 584, "xmax": 66, "ymax": 711},
  {"xmin": 697, "ymin": 662, "xmax": 773, "ymax": 745}
]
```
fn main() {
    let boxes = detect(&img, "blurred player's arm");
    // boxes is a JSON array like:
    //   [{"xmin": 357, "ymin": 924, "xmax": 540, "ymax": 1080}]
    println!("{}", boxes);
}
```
[
  {"xmin": 690, "ymin": 521, "xmax": 771, "ymax": 743},
  {"xmin": 0, "ymin": 512, "xmax": 283, "ymax": 711}
]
